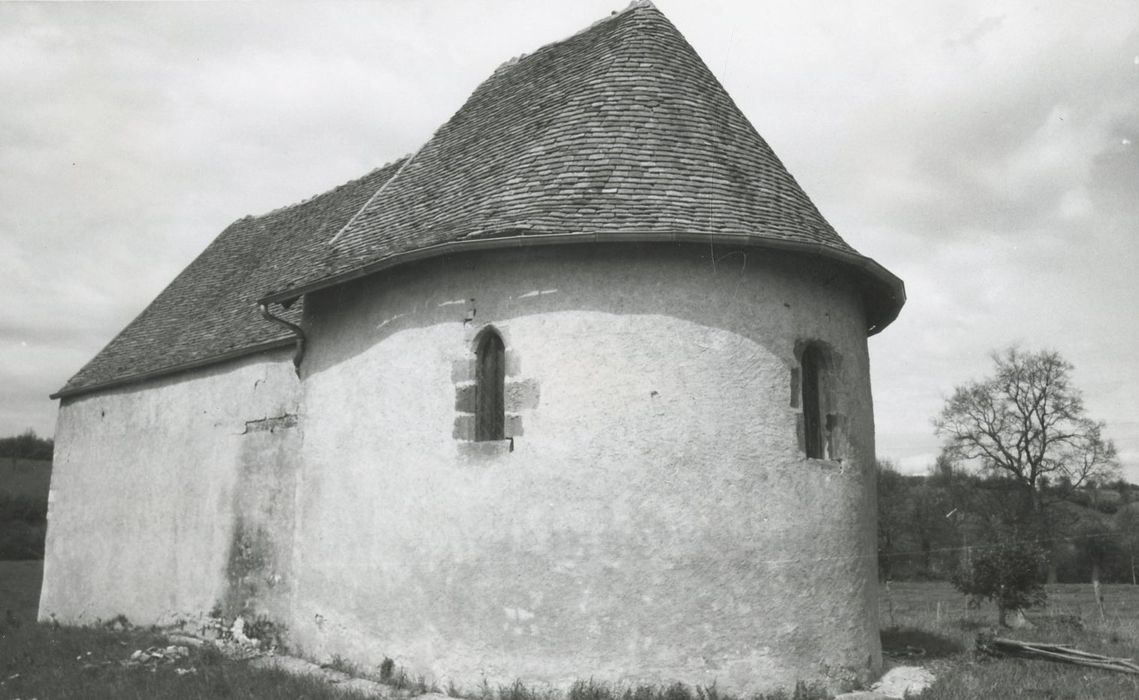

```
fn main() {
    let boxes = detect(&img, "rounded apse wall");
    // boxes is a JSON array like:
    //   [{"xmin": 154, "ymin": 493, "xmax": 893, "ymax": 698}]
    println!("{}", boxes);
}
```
[{"xmin": 291, "ymin": 243, "xmax": 881, "ymax": 695}]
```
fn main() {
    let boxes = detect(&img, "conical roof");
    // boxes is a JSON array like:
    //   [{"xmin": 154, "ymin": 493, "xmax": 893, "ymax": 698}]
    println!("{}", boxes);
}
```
[
  {"xmin": 57, "ymin": 2, "xmax": 904, "ymax": 399},
  {"xmin": 263, "ymin": 0, "xmax": 903, "ymax": 331}
]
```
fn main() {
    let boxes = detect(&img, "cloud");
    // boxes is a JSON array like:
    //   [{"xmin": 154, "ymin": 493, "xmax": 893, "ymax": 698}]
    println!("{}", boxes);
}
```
[{"xmin": 1, "ymin": 0, "xmax": 1137, "ymax": 483}]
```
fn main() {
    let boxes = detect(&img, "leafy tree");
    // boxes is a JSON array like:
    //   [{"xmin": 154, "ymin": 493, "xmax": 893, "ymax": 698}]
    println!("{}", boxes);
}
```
[
  {"xmin": 951, "ymin": 537, "xmax": 1047, "ymax": 626},
  {"xmin": 935, "ymin": 348, "xmax": 1119, "ymax": 579}
]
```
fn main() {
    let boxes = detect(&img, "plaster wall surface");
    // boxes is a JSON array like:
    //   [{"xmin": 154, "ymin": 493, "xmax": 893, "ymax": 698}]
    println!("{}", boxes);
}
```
[
  {"xmin": 292, "ymin": 244, "xmax": 880, "ymax": 695},
  {"xmin": 40, "ymin": 351, "xmax": 301, "ymax": 626}
]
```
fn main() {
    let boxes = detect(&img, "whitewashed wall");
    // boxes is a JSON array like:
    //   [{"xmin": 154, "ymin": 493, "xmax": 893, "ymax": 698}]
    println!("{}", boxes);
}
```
[
  {"xmin": 290, "ymin": 244, "xmax": 880, "ymax": 695},
  {"xmin": 41, "ymin": 350, "xmax": 302, "ymax": 627}
]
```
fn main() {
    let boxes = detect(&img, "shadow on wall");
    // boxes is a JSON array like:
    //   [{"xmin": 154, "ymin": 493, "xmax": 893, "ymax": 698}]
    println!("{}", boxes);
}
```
[
  {"xmin": 221, "ymin": 417, "xmax": 300, "ymax": 623},
  {"xmin": 303, "ymin": 242, "xmax": 863, "ymax": 380}
]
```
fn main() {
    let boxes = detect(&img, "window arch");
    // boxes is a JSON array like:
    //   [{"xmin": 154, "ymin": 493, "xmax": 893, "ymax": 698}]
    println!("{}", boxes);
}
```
[
  {"xmin": 801, "ymin": 343, "xmax": 825, "ymax": 459},
  {"xmin": 474, "ymin": 328, "xmax": 506, "ymax": 441}
]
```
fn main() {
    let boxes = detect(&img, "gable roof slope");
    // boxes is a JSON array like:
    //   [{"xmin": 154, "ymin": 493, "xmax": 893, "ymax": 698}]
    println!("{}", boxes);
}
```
[
  {"xmin": 262, "ymin": 0, "xmax": 903, "ymax": 330},
  {"xmin": 53, "ymin": 160, "xmax": 405, "ymax": 398}
]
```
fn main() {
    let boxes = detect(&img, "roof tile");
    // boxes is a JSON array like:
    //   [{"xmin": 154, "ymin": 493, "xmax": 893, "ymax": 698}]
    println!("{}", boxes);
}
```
[
  {"xmin": 58, "ymin": 2, "xmax": 903, "ymax": 398},
  {"xmin": 263, "ymin": 3, "xmax": 871, "ymax": 297}
]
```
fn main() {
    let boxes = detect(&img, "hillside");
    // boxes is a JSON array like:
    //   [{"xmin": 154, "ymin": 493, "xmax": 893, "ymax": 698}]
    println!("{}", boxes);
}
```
[{"xmin": 879, "ymin": 469, "xmax": 1139, "ymax": 584}]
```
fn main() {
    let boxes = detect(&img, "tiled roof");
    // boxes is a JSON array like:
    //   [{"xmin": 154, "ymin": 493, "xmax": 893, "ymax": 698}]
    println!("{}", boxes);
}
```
[
  {"xmin": 53, "ymin": 161, "xmax": 405, "ymax": 398},
  {"xmin": 262, "ymin": 1, "xmax": 903, "ymax": 327},
  {"xmin": 57, "ymin": 1, "xmax": 904, "ymax": 398}
]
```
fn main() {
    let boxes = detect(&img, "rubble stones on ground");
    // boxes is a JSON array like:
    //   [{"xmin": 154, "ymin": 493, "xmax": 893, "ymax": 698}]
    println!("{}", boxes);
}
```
[
  {"xmin": 869, "ymin": 665, "xmax": 936, "ymax": 698},
  {"xmin": 167, "ymin": 633, "xmax": 206, "ymax": 648},
  {"xmin": 159, "ymin": 612, "xmax": 278, "ymax": 662},
  {"xmin": 118, "ymin": 612, "xmax": 278, "ymax": 673},
  {"xmin": 124, "ymin": 645, "xmax": 190, "ymax": 667},
  {"xmin": 213, "ymin": 638, "xmax": 266, "ymax": 661}
]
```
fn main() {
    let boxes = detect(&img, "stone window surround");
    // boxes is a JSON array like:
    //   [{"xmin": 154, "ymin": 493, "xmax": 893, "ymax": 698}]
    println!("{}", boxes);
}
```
[
  {"xmin": 790, "ymin": 340, "xmax": 847, "ymax": 462},
  {"xmin": 453, "ymin": 324, "xmax": 539, "ymax": 453}
]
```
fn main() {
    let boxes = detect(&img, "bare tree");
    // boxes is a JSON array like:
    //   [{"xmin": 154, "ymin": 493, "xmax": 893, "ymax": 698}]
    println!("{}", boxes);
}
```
[{"xmin": 935, "ymin": 348, "xmax": 1119, "ymax": 579}]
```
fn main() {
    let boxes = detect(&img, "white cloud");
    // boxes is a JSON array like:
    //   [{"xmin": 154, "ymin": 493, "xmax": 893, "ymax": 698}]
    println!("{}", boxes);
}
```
[{"xmin": 1, "ymin": 0, "xmax": 1137, "ymax": 483}]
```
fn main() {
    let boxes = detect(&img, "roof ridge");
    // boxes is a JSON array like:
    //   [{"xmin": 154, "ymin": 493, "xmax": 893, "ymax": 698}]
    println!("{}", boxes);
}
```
[
  {"xmin": 491, "ymin": 0, "xmax": 655, "ymax": 77},
  {"xmin": 249, "ymin": 159, "xmax": 411, "ymax": 221},
  {"xmin": 328, "ymin": 152, "xmax": 418, "ymax": 246}
]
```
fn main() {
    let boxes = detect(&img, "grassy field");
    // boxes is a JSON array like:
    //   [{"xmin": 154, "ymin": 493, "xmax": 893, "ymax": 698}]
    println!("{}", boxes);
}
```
[
  {"xmin": 880, "ymin": 581, "xmax": 1139, "ymax": 699},
  {"xmin": 5, "ymin": 565, "xmax": 1139, "ymax": 699},
  {"xmin": 881, "ymin": 581, "xmax": 1139, "ymax": 627},
  {"xmin": 0, "ymin": 459, "xmax": 49, "ymax": 559},
  {"xmin": 0, "ymin": 559, "xmax": 42, "ymax": 623}
]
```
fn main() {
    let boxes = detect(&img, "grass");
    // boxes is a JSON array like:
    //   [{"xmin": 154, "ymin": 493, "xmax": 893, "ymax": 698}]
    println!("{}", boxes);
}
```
[
  {"xmin": 0, "ymin": 618, "xmax": 832, "ymax": 700},
  {"xmin": 0, "ymin": 621, "xmax": 830, "ymax": 700},
  {"xmin": 6, "ymin": 566, "xmax": 1139, "ymax": 698},
  {"xmin": 0, "ymin": 623, "xmax": 375, "ymax": 700},
  {"xmin": 880, "ymin": 581, "xmax": 1139, "ymax": 699}
]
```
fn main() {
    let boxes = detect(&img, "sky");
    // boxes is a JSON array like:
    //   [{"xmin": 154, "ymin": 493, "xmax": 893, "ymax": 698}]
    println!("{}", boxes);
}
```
[{"xmin": 2, "ymin": 1, "xmax": 1137, "ymax": 479}]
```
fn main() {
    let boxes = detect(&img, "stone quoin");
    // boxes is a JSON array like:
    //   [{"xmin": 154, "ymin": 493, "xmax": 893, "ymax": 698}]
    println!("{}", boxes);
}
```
[{"xmin": 42, "ymin": 1, "xmax": 905, "ymax": 694}]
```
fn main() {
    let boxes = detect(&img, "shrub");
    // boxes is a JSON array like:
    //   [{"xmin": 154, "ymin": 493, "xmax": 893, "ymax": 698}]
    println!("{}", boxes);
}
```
[{"xmin": 951, "ymin": 536, "xmax": 1046, "ymax": 626}]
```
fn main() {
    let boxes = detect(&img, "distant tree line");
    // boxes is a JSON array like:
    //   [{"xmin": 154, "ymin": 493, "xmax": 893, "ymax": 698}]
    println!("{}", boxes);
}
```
[
  {"xmin": 0, "ymin": 429, "xmax": 53, "ymax": 461},
  {"xmin": 878, "ymin": 462, "xmax": 1139, "ymax": 584}
]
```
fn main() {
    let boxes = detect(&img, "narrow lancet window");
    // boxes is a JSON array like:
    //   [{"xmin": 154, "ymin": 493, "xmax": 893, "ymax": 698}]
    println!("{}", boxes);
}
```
[
  {"xmin": 801, "ymin": 344, "xmax": 824, "ymax": 459},
  {"xmin": 475, "ymin": 329, "xmax": 506, "ymax": 441}
]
